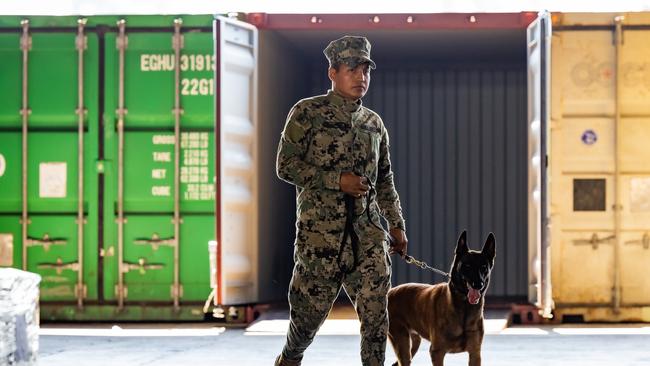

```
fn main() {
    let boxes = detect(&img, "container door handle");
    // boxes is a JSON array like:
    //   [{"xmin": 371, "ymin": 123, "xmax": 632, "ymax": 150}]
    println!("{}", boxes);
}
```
[
  {"xmin": 133, "ymin": 233, "xmax": 176, "ymax": 250},
  {"xmin": 122, "ymin": 258, "xmax": 165, "ymax": 275},
  {"xmin": 572, "ymin": 233, "xmax": 615, "ymax": 250},
  {"xmin": 37, "ymin": 257, "xmax": 80, "ymax": 275},
  {"xmin": 26, "ymin": 234, "xmax": 68, "ymax": 251},
  {"xmin": 625, "ymin": 232, "xmax": 650, "ymax": 250}
]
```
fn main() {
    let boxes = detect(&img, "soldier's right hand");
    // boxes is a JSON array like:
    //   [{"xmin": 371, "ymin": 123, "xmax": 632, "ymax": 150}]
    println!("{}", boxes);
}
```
[{"xmin": 340, "ymin": 172, "xmax": 369, "ymax": 198}]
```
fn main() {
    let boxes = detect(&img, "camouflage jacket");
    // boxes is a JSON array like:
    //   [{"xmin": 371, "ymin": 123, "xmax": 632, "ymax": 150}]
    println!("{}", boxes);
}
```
[{"xmin": 276, "ymin": 90, "xmax": 405, "ymax": 251}]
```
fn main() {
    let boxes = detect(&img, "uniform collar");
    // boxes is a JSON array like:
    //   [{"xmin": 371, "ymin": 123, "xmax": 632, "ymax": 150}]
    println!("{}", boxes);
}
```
[{"xmin": 327, "ymin": 89, "xmax": 362, "ymax": 113}]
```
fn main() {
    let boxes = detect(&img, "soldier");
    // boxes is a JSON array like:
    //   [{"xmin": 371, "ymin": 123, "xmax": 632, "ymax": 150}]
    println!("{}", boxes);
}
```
[{"xmin": 274, "ymin": 35, "xmax": 408, "ymax": 366}]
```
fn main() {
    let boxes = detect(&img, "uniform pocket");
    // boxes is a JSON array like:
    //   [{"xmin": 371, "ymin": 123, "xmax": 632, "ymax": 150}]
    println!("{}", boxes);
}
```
[{"xmin": 354, "ymin": 128, "xmax": 381, "ymax": 180}]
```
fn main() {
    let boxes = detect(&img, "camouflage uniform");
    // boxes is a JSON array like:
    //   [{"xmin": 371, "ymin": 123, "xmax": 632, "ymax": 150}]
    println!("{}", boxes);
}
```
[{"xmin": 275, "ymin": 36, "xmax": 405, "ymax": 366}]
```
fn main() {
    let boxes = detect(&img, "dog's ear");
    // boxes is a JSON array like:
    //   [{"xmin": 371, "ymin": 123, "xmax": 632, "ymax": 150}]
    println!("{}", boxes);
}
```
[
  {"xmin": 482, "ymin": 232, "xmax": 496, "ymax": 262},
  {"xmin": 455, "ymin": 230, "xmax": 468, "ymax": 255}
]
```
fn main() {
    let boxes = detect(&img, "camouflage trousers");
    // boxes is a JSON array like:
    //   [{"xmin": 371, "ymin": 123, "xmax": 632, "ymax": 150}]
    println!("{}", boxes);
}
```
[{"xmin": 280, "ymin": 237, "xmax": 392, "ymax": 366}]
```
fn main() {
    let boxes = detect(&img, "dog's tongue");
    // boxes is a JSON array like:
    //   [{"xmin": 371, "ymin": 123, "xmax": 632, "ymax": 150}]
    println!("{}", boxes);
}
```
[{"xmin": 467, "ymin": 288, "xmax": 481, "ymax": 304}]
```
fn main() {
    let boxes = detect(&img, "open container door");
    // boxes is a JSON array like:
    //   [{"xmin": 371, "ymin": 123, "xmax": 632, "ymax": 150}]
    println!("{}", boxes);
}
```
[
  {"xmin": 213, "ymin": 15, "xmax": 259, "ymax": 308},
  {"xmin": 526, "ymin": 11, "xmax": 553, "ymax": 318},
  {"xmin": 251, "ymin": 12, "xmax": 538, "ymax": 303}
]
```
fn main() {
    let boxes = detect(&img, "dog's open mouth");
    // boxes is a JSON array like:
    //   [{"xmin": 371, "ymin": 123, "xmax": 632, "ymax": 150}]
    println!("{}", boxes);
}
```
[{"xmin": 467, "ymin": 283, "xmax": 481, "ymax": 305}]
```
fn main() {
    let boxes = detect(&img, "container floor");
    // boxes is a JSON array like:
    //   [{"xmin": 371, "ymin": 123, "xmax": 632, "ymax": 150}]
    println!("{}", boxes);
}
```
[{"xmin": 39, "ymin": 304, "xmax": 650, "ymax": 366}]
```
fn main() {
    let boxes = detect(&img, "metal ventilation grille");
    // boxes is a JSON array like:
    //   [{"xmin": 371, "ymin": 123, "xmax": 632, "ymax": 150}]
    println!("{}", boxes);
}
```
[{"xmin": 573, "ymin": 178, "xmax": 606, "ymax": 212}]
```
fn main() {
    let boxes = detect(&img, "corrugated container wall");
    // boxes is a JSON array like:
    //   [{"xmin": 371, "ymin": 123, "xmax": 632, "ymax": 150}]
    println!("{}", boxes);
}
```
[{"xmin": 256, "ymin": 14, "xmax": 531, "ymax": 301}]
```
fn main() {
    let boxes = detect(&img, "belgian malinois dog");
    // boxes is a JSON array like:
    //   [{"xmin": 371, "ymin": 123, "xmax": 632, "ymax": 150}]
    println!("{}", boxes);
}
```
[{"xmin": 387, "ymin": 231, "xmax": 496, "ymax": 366}]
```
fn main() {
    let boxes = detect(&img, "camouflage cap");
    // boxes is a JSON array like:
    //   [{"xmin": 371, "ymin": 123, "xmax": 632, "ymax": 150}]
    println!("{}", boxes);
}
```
[{"xmin": 323, "ymin": 35, "xmax": 376, "ymax": 70}]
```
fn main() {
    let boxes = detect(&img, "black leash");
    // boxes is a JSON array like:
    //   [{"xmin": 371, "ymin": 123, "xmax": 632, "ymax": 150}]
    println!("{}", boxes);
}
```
[
  {"xmin": 363, "ymin": 178, "xmax": 451, "ymax": 280},
  {"xmin": 337, "ymin": 194, "xmax": 360, "ymax": 274},
  {"xmin": 337, "ymin": 174, "xmax": 450, "ymax": 279}
]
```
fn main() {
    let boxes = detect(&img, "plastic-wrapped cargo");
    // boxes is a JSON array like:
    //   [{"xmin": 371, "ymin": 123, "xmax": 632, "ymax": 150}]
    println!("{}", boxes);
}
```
[{"xmin": 0, "ymin": 268, "xmax": 40, "ymax": 366}]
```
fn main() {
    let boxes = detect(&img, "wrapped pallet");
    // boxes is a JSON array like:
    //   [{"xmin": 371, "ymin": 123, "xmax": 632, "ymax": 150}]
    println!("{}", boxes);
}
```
[{"xmin": 0, "ymin": 268, "xmax": 40, "ymax": 366}]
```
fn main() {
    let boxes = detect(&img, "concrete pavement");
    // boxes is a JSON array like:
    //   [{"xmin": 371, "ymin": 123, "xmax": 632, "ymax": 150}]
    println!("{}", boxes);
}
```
[{"xmin": 39, "ymin": 306, "xmax": 650, "ymax": 366}]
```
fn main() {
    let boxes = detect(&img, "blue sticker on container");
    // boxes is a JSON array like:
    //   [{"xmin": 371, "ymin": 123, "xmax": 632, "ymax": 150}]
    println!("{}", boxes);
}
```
[{"xmin": 581, "ymin": 129, "xmax": 597, "ymax": 145}]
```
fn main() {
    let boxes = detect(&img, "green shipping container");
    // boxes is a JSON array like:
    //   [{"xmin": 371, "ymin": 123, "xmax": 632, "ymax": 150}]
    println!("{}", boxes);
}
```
[
  {"xmin": 0, "ymin": 15, "xmax": 260, "ymax": 321},
  {"xmin": 103, "ymin": 24, "xmax": 216, "ymax": 308},
  {"xmin": 0, "ymin": 28, "xmax": 100, "ymax": 304}
]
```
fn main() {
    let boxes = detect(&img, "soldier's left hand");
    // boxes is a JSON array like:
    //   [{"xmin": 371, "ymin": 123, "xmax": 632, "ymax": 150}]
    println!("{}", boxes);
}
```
[{"xmin": 388, "ymin": 228, "xmax": 408, "ymax": 257}]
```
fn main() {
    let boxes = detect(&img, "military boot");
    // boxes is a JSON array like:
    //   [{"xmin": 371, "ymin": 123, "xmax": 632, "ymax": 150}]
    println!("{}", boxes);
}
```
[{"xmin": 274, "ymin": 354, "xmax": 301, "ymax": 366}]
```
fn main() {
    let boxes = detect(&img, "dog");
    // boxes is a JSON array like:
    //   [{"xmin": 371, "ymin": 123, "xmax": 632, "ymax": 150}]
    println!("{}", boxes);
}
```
[{"xmin": 387, "ymin": 231, "xmax": 496, "ymax": 366}]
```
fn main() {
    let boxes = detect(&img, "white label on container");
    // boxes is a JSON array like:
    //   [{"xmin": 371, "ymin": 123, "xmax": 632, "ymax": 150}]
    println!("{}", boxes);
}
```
[
  {"xmin": 630, "ymin": 177, "xmax": 650, "ymax": 212},
  {"xmin": 152, "ymin": 135, "xmax": 175, "ymax": 145},
  {"xmin": 140, "ymin": 54, "xmax": 215, "ymax": 72},
  {"xmin": 153, "ymin": 152, "xmax": 171, "ymax": 162},
  {"xmin": 0, "ymin": 154, "xmax": 5, "ymax": 177},
  {"xmin": 181, "ymin": 78, "xmax": 214, "ymax": 96},
  {"xmin": 152, "ymin": 169, "xmax": 167, "ymax": 179},
  {"xmin": 180, "ymin": 132, "xmax": 214, "ymax": 201},
  {"xmin": 39, "ymin": 162, "xmax": 67, "ymax": 198},
  {"xmin": 152, "ymin": 186, "xmax": 171, "ymax": 196}
]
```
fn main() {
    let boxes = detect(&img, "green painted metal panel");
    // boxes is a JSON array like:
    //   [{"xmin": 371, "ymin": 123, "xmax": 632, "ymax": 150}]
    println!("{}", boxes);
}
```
[
  {"xmin": 180, "ymin": 215, "xmax": 213, "ymax": 301},
  {"xmin": 0, "ymin": 132, "xmax": 97, "ymax": 213},
  {"xmin": 122, "ymin": 216, "xmax": 174, "ymax": 301},
  {"xmin": 0, "ymin": 133, "xmax": 97, "ymax": 213},
  {"xmin": 41, "ymin": 304, "xmax": 208, "ymax": 321},
  {"xmin": 117, "ymin": 131, "xmax": 215, "ymax": 213},
  {"xmin": 106, "ymin": 215, "xmax": 212, "ymax": 302},
  {"xmin": 26, "ymin": 133, "xmax": 82, "ymax": 212},
  {"xmin": 0, "ymin": 135, "xmax": 21, "ymax": 212},
  {"xmin": 102, "ymin": 25, "xmax": 216, "ymax": 303},
  {"xmin": 0, "ymin": 15, "xmax": 215, "ymax": 29},
  {"xmin": 0, "ymin": 30, "xmax": 100, "ymax": 305},
  {"xmin": 0, "ymin": 215, "xmax": 99, "ymax": 301},
  {"xmin": 103, "ymin": 32, "xmax": 214, "ymax": 128},
  {"xmin": 30, "ymin": 34, "xmax": 99, "ymax": 127},
  {"xmin": 0, "ymin": 34, "xmax": 21, "ymax": 127},
  {"xmin": 0, "ymin": 34, "xmax": 99, "ymax": 128},
  {"xmin": 27, "ymin": 216, "xmax": 79, "ymax": 301}
]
